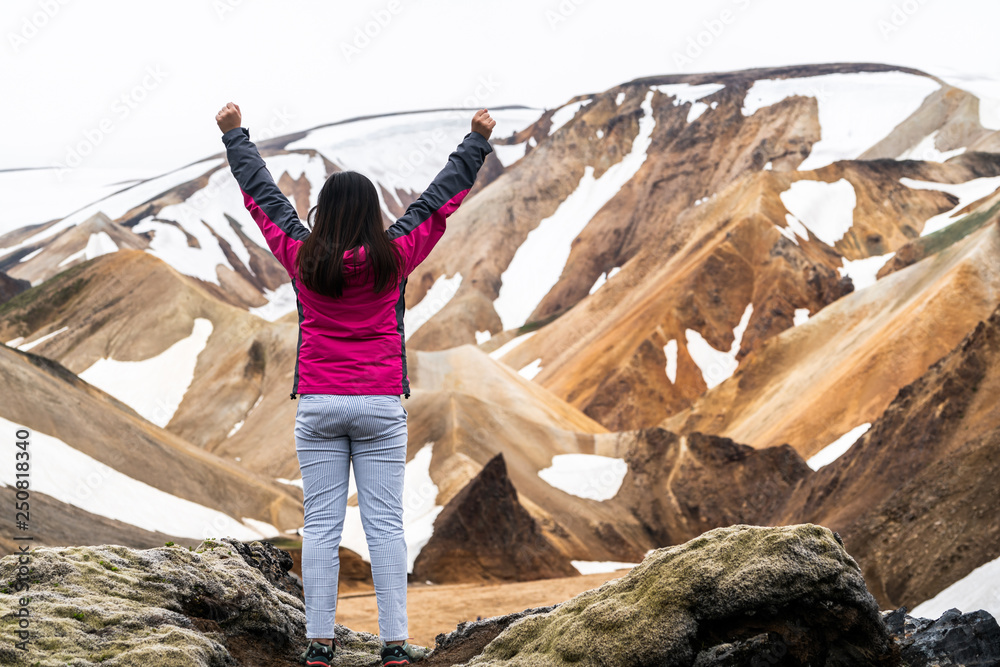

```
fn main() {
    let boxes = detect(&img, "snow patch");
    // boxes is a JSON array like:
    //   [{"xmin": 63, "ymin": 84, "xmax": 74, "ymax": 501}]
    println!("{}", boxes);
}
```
[
  {"xmin": 15, "ymin": 326, "xmax": 69, "ymax": 352},
  {"xmin": 588, "ymin": 267, "xmax": 620, "ymax": 295},
  {"xmin": 664, "ymin": 339, "xmax": 678, "ymax": 384},
  {"xmin": 20, "ymin": 247, "xmax": 45, "ymax": 262},
  {"xmin": 493, "ymin": 142, "xmax": 527, "ymax": 167},
  {"xmin": 57, "ymin": 231, "xmax": 119, "ymax": 268},
  {"xmin": 0, "ymin": 416, "xmax": 275, "ymax": 541},
  {"xmin": 654, "ymin": 83, "xmax": 725, "ymax": 123},
  {"xmin": 742, "ymin": 72, "xmax": 940, "ymax": 170},
  {"xmin": 571, "ymin": 560, "xmax": 639, "ymax": 575},
  {"xmin": 615, "ymin": 92, "xmax": 626, "ymax": 106},
  {"xmin": 780, "ymin": 179, "xmax": 857, "ymax": 246},
  {"xmin": 595, "ymin": 129, "xmax": 604, "ymax": 139},
  {"xmin": 475, "ymin": 330, "xmax": 492, "ymax": 344},
  {"xmin": 900, "ymin": 176, "xmax": 1000, "ymax": 236},
  {"xmin": 229, "ymin": 395, "xmax": 262, "ymax": 438},
  {"xmin": 495, "ymin": 90, "xmax": 656, "ymax": 329},
  {"xmin": 807, "ymin": 423, "xmax": 872, "ymax": 470},
  {"xmin": 249, "ymin": 282, "xmax": 298, "ymax": 322},
  {"xmin": 793, "ymin": 308, "xmax": 810, "ymax": 326},
  {"xmin": 912, "ymin": 553, "xmax": 1000, "ymax": 620},
  {"xmin": 548, "ymin": 99, "xmax": 590, "ymax": 136},
  {"xmin": 488, "ymin": 331, "xmax": 537, "ymax": 361},
  {"xmin": 78, "ymin": 318, "xmax": 213, "ymax": 428},
  {"xmin": 518, "ymin": 358, "xmax": 543, "ymax": 380},
  {"xmin": 899, "ymin": 130, "xmax": 967, "ymax": 162},
  {"xmin": 538, "ymin": 454, "xmax": 628, "ymax": 501},
  {"xmin": 227, "ymin": 420, "xmax": 245, "ymax": 438},
  {"xmin": 404, "ymin": 272, "xmax": 461, "ymax": 340},
  {"xmin": 685, "ymin": 303, "xmax": 753, "ymax": 389},
  {"xmin": 839, "ymin": 252, "xmax": 895, "ymax": 290}
]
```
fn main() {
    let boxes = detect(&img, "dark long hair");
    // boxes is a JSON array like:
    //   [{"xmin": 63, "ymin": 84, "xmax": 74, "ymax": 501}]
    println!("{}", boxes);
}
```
[{"xmin": 296, "ymin": 171, "xmax": 401, "ymax": 298}]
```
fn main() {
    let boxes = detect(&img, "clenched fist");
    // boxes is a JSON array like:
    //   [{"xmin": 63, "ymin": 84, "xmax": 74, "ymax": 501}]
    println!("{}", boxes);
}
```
[
  {"xmin": 216, "ymin": 102, "xmax": 242, "ymax": 134},
  {"xmin": 471, "ymin": 108, "xmax": 496, "ymax": 140}
]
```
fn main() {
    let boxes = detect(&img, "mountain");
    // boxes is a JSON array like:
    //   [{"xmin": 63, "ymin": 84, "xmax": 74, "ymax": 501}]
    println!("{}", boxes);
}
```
[
  {"xmin": 775, "ymin": 301, "xmax": 1000, "ymax": 610},
  {"xmin": 0, "ymin": 107, "xmax": 542, "ymax": 312},
  {"xmin": 664, "ymin": 211, "xmax": 1000, "ymax": 459},
  {"xmin": 0, "ymin": 339, "xmax": 302, "ymax": 555},
  {"xmin": 2, "ymin": 62, "xmax": 999, "ymax": 616}
]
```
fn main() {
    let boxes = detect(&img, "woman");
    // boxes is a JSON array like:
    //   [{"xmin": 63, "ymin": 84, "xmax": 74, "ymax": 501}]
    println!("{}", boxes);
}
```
[{"xmin": 216, "ymin": 102, "xmax": 495, "ymax": 666}]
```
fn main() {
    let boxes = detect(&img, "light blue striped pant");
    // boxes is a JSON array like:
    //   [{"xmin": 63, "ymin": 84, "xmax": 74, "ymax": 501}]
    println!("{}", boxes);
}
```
[{"xmin": 294, "ymin": 393, "xmax": 409, "ymax": 641}]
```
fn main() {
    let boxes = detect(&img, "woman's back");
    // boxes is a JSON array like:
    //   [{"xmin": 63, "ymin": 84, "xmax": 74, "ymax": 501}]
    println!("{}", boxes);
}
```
[{"xmin": 293, "ymin": 250, "xmax": 408, "ymax": 396}]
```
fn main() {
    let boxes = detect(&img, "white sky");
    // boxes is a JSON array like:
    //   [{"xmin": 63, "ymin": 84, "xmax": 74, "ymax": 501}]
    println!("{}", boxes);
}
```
[{"xmin": 2, "ymin": 0, "xmax": 998, "ymax": 172}]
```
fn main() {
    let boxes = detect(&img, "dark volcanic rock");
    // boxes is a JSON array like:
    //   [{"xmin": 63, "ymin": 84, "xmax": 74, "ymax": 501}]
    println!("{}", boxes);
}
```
[
  {"xmin": 425, "ymin": 606, "xmax": 555, "ymax": 666},
  {"xmin": 884, "ymin": 607, "xmax": 1000, "ymax": 667},
  {"xmin": 0, "ymin": 270, "xmax": 29, "ymax": 305},
  {"xmin": 412, "ymin": 453, "xmax": 577, "ymax": 583},
  {"xmin": 223, "ymin": 537, "xmax": 303, "ymax": 601},
  {"xmin": 779, "ymin": 303, "xmax": 1000, "ymax": 609},
  {"xmin": 615, "ymin": 428, "xmax": 812, "ymax": 546}
]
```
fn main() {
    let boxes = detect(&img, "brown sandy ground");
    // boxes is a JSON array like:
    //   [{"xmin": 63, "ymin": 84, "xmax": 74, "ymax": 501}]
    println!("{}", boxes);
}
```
[{"xmin": 335, "ymin": 570, "xmax": 629, "ymax": 646}]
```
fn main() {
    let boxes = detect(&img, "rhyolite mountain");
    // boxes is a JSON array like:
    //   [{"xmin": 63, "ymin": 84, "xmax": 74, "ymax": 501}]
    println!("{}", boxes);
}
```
[{"xmin": 1, "ymin": 63, "xmax": 999, "ymax": 618}]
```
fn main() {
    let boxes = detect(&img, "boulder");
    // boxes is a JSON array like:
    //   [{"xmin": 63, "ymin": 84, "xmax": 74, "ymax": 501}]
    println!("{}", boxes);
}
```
[
  {"xmin": 461, "ymin": 524, "xmax": 895, "ymax": 666},
  {"xmin": 0, "ymin": 538, "xmax": 380, "ymax": 666}
]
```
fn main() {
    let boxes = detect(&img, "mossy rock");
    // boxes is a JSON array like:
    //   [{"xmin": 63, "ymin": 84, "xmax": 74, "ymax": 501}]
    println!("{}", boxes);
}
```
[
  {"xmin": 0, "ymin": 540, "xmax": 382, "ymax": 666},
  {"xmin": 464, "ymin": 524, "xmax": 895, "ymax": 666}
]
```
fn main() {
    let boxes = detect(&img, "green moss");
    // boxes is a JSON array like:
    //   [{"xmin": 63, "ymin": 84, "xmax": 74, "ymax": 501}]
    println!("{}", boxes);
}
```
[
  {"xmin": 467, "ymin": 524, "xmax": 883, "ymax": 667},
  {"xmin": 0, "ymin": 261, "xmax": 93, "ymax": 334},
  {"xmin": 0, "ymin": 541, "xmax": 384, "ymax": 666},
  {"xmin": 916, "ymin": 198, "xmax": 1000, "ymax": 259}
]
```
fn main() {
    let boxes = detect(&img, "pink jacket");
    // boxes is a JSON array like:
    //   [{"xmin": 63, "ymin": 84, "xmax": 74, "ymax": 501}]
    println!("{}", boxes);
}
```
[{"xmin": 222, "ymin": 125, "xmax": 493, "ymax": 398}]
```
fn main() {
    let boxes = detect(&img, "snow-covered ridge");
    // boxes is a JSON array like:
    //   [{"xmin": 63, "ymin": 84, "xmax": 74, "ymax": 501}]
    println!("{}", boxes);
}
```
[
  {"xmin": 654, "ymin": 83, "xmax": 724, "ymax": 123},
  {"xmin": 742, "ymin": 71, "xmax": 941, "ymax": 170},
  {"xmin": 494, "ymin": 89, "xmax": 657, "ymax": 330},
  {"xmin": 0, "ymin": 159, "xmax": 224, "ymax": 259},
  {"xmin": 0, "ymin": 416, "xmax": 277, "ymax": 541},
  {"xmin": 288, "ymin": 108, "xmax": 541, "ymax": 219}
]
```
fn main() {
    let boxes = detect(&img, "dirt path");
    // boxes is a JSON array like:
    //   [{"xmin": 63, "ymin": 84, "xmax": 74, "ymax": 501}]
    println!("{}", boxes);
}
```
[{"xmin": 335, "ymin": 570, "xmax": 630, "ymax": 646}]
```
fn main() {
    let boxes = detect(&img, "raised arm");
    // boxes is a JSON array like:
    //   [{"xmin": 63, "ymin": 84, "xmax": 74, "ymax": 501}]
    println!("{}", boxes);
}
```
[
  {"xmin": 216, "ymin": 102, "xmax": 308, "ymax": 276},
  {"xmin": 388, "ymin": 109, "xmax": 496, "ymax": 277}
]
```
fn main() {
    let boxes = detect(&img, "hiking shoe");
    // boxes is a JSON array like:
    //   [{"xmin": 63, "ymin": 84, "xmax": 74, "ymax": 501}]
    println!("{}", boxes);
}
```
[
  {"xmin": 300, "ymin": 640, "xmax": 334, "ymax": 666},
  {"xmin": 401, "ymin": 641, "xmax": 431, "ymax": 660},
  {"xmin": 381, "ymin": 643, "xmax": 412, "ymax": 666}
]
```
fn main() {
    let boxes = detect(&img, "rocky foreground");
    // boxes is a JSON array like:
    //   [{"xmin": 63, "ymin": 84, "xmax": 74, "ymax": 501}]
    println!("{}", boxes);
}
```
[{"xmin": 1, "ymin": 525, "xmax": 997, "ymax": 666}]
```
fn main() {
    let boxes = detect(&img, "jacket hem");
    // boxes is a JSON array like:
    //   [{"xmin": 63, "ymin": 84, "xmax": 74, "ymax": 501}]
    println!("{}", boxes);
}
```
[{"xmin": 294, "ymin": 386, "xmax": 408, "ymax": 396}]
